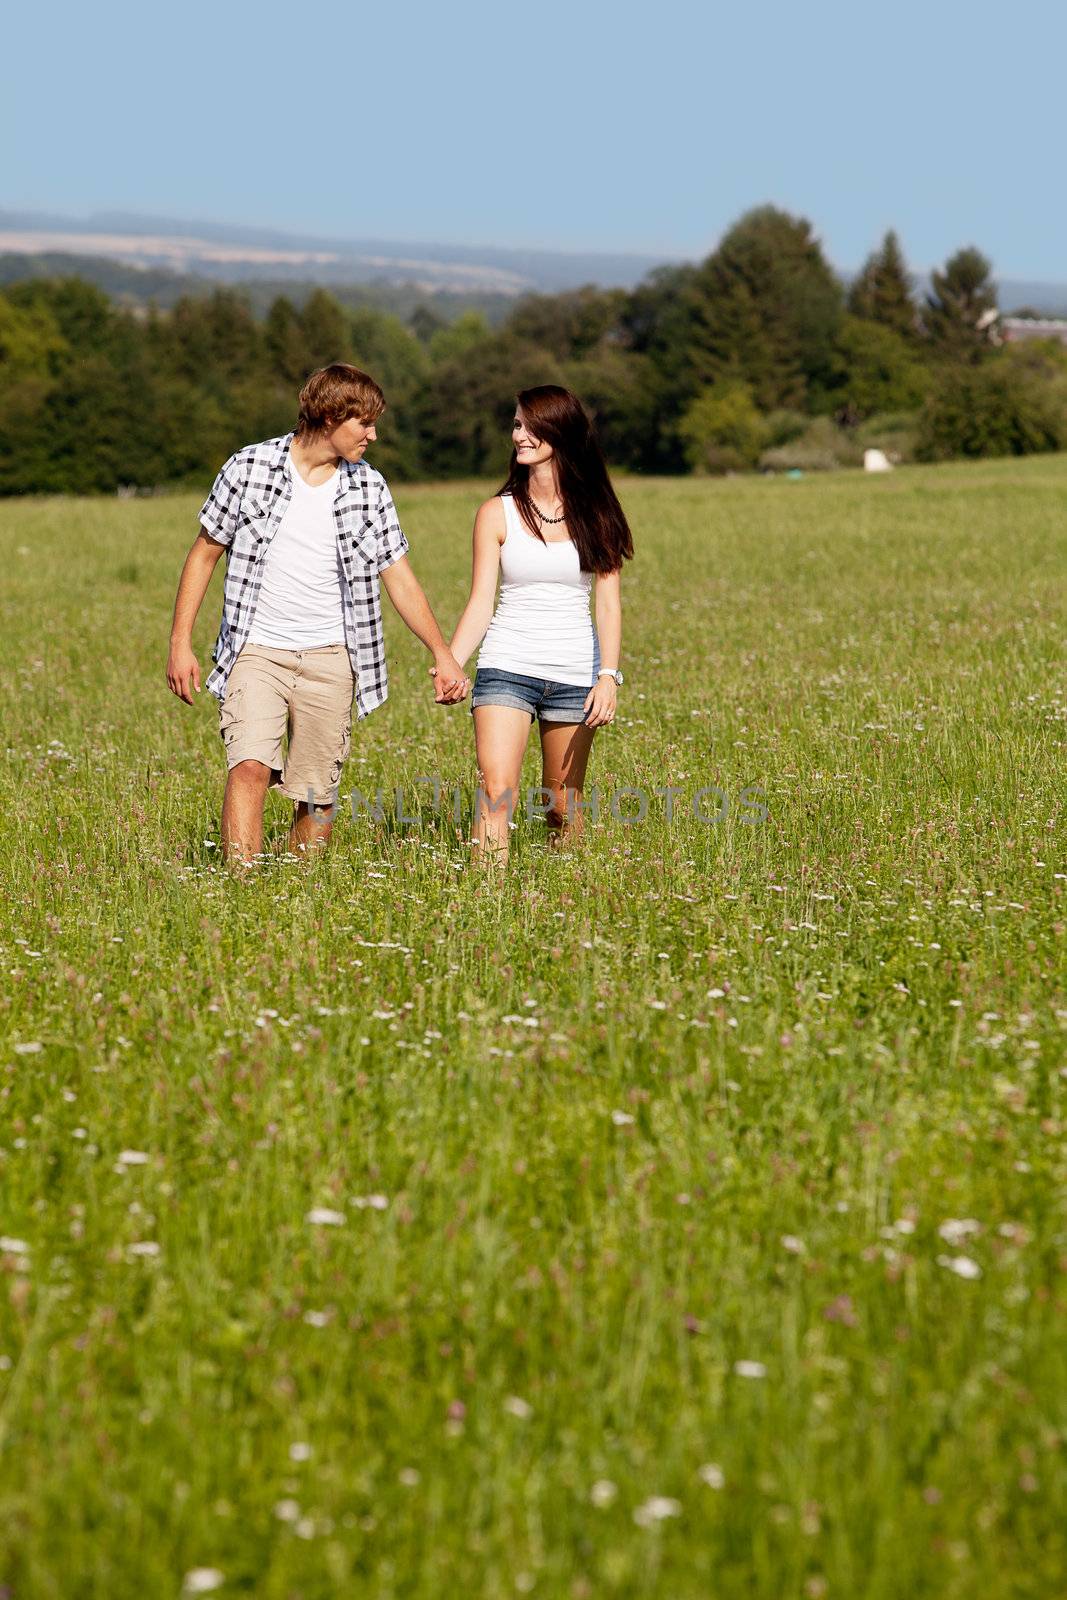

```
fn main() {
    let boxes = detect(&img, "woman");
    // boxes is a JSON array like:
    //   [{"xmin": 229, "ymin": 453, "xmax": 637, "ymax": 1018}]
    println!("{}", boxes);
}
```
[{"xmin": 445, "ymin": 385, "xmax": 634, "ymax": 861}]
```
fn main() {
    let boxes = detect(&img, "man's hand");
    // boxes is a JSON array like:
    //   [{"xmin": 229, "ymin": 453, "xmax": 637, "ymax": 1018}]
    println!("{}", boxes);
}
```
[
  {"xmin": 167, "ymin": 640, "xmax": 202, "ymax": 704},
  {"xmin": 430, "ymin": 649, "xmax": 470, "ymax": 704},
  {"xmin": 167, "ymin": 530, "xmax": 226, "ymax": 705}
]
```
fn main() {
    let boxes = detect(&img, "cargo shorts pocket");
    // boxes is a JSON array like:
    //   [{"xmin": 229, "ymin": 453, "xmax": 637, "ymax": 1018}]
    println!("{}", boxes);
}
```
[
  {"xmin": 329, "ymin": 713, "xmax": 353, "ymax": 788},
  {"xmin": 219, "ymin": 683, "xmax": 244, "ymax": 745}
]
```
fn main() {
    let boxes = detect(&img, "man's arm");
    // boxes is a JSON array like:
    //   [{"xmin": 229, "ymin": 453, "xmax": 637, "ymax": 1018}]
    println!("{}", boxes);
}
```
[
  {"xmin": 379, "ymin": 556, "xmax": 468, "ymax": 703},
  {"xmin": 166, "ymin": 531, "xmax": 227, "ymax": 703}
]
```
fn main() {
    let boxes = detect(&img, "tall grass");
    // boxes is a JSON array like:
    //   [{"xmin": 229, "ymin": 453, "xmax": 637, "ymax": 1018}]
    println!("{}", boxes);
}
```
[{"xmin": 0, "ymin": 458, "xmax": 1064, "ymax": 1597}]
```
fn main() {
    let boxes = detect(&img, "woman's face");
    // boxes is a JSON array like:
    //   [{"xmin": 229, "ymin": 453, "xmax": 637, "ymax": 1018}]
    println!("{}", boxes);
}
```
[{"xmin": 513, "ymin": 410, "xmax": 554, "ymax": 466}]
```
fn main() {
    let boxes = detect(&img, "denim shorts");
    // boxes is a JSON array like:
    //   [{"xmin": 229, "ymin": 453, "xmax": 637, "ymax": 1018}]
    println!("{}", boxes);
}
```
[{"xmin": 471, "ymin": 667, "xmax": 593, "ymax": 724}]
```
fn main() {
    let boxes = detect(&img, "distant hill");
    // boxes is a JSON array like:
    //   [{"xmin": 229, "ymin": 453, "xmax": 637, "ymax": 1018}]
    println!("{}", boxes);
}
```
[
  {"xmin": 0, "ymin": 251, "xmax": 516, "ymax": 325},
  {"xmin": 0, "ymin": 209, "xmax": 669, "ymax": 296},
  {"xmin": 3, "ymin": 209, "xmax": 1065, "ymax": 319}
]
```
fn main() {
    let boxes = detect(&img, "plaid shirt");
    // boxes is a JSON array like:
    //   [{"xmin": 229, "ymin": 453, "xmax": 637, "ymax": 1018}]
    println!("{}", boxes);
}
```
[{"xmin": 200, "ymin": 432, "xmax": 409, "ymax": 718}]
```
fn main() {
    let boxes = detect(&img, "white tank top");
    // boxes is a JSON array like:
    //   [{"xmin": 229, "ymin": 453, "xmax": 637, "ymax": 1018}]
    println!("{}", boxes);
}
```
[{"xmin": 477, "ymin": 495, "xmax": 600, "ymax": 685}]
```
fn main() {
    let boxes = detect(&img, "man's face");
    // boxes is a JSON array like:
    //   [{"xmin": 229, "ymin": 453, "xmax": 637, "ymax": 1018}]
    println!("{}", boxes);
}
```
[{"xmin": 328, "ymin": 414, "xmax": 379, "ymax": 462}]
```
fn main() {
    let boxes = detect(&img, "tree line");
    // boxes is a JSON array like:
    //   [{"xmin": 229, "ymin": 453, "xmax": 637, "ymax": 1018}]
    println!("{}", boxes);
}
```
[{"xmin": 2, "ymin": 205, "xmax": 1066, "ymax": 494}]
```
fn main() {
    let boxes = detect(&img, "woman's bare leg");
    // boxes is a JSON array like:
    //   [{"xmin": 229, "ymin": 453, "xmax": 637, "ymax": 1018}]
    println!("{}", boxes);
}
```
[
  {"xmin": 538, "ymin": 720, "xmax": 597, "ymax": 845},
  {"xmin": 472, "ymin": 706, "xmax": 533, "ymax": 864}
]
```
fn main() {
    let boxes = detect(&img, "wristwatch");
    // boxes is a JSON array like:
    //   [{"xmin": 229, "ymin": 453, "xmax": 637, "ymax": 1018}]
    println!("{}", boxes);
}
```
[{"xmin": 598, "ymin": 667, "xmax": 624, "ymax": 686}]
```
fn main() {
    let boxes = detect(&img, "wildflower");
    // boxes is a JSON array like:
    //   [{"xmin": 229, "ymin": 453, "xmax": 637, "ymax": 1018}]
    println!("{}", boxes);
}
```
[
  {"xmin": 823, "ymin": 1294, "xmax": 857, "ymax": 1327},
  {"xmin": 938, "ymin": 1255, "xmax": 981, "ymax": 1280},
  {"xmin": 182, "ymin": 1570, "xmax": 225, "ymax": 1594},
  {"xmin": 503, "ymin": 1395, "xmax": 532, "ymax": 1419},
  {"xmin": 274, "ymin": 1499, "xmax": 301, "ymax": 1523},
  {"xmin": 117, "ymin": 1150, "xmax": 150, "ymax": 1166},
  {"xmin": 127, "ymin": 1241, "xmax": 161, "ymax": 1258},
  {"xmin": 733, "ymin": 1360, "xmax": 767, "ymax": 1379},
  {"xmin": 590, "ymin": 1480, "xmax": 617, "ymax": 1507},
  {"xmin": 289, "ymin": 1442, "xmax": 312, "ymax": 1462},
  {"xmin": 633, "ymin": 1496, "xmax": 682, "ymax": 1526},
  {"xmin": 398, "ymin": 1467, "xmax": 420, "ymax": 1487},
  {"xmin": 0, "ymin": 1237, "xmax": 30, "ymax": 1256},
  {"xmin": 698, "ymin": 1463, "xmax": 725, "ymax": 1489},
  {"xmin": 13, "ymin": 1042, "xmax": 43, "ymax": 1055},
  {"xmin": 938, "ymin": 1218, "xmax": 980, "ymax": 1246},
  {"xmin": 610, "ymin": 1110, "xmax": 635, "ymax": 1127},
  {"xmin": 351, "ymin": 1194, "xmax": 389, "ymax": 1210},
  {"xmin": 306, "ymin": 1208, "xmax": 345, "ymax": 1227},
  {"xmin": 780, "ymin": 1235, "xmax": 805, "ymax": 1254}
]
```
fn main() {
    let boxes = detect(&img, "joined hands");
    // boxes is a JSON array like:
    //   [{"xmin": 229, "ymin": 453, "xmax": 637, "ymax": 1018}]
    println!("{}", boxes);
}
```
[{"xmin": 430, "ymin": 651, "xmax": 471, "ymax": 705}]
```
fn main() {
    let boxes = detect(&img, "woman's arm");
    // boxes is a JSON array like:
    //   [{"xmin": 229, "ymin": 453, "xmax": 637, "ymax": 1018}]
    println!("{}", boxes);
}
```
[
  {"xmin": 594, "ymin": 567, "xmax": 622, "ymax": 672},
  {"xmin": 447, "ymin": 498, "xmax": 505, "ymax": 671},
  {"xmin": 583, "ymin": 567, "xmax": 623, "ymax": 728}
]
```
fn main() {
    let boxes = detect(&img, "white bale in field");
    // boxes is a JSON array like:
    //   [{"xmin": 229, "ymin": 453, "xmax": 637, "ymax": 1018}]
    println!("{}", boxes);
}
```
[{"xmin": 863, "ymin": 448, "xmax": 893, "ymax": 473}]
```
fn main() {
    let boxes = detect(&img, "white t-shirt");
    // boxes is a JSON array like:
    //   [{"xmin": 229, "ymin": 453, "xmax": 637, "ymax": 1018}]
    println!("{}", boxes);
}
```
[{"xmin": 246, "ymin": 455, "xmax": 346, "ymax": 649}]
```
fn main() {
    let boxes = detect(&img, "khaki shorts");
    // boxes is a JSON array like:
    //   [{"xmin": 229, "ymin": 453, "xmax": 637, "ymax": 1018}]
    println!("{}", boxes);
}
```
[{"xmin": 219, "ymin": 643, "xmax": 355, "ymax": 805}]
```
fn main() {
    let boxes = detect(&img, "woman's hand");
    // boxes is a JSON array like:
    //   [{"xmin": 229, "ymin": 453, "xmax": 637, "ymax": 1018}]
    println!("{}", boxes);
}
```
[
  {"xmin": 428, "ymin": 668, "xmax": 470, "ymax": 707},
  {"xmin": 583, "ymin": 678, "xmax": 617, "ymax": 728}
]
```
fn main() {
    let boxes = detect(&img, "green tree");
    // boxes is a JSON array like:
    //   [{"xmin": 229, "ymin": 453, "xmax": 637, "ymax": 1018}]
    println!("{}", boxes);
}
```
[
  {"xmin": 677, "ymin": 383, "xmax": 768, "ymax": 473},
  {"xmin": 924, "ymin": 247, "xmax": 998, "ymax": 361},
  {"xmin": 264, "ymin": 296, "xmax": 311, "ymax": 387},
  {"xmin": 831, "ymin": 315, "xmax": 930, "ymax": 421},
  {"xmin": 847, "ymin": 231, "xmax": 918, "ymax": 340},
  {"xmin": 409, "ymin": 304, "xmax": 446, "ymax": 345},
  {"xmin": 0, "ymin": 295, "xmax": 67, "ymax": 382},
  {"xmin": 299, "ymin": 290, "xmax": 350, "ymax": 369},
  {"xmin": 348, "ymin": 309, "xmax": 430, "ymax": 478},
  {"xmin": 684, "ymin": 207, "xmax": 843, "ymax": 412},
  {"xmin": 158, "ymin": 290, "xmax": 264, "ymax": 390},
  {"xmin": 507, "ymin": 288, "xmax": 627, "ymax": 360},
  {"xmin": 415, "ymin": 334, "xmax": 563, "ymax": 477},
  {"xmin": 917, "ymin": 357, "xmax": 1065, "ymax": 460},
  {"xmin": 563, "ymin": 347, "xmax": 668, "ymax": 472},
  {"xmin": 428, "ymin": 312, "xmax": 491, "ymax": 367},
  {"xmin": 6, "ymin": 276, "xmax": 117, "ymax": 355}
]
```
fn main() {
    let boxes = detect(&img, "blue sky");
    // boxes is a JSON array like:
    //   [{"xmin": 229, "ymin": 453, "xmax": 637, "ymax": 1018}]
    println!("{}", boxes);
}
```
[{"xmin": 4, "ymin": 0, "xmax": 1065, "ymax": 279}]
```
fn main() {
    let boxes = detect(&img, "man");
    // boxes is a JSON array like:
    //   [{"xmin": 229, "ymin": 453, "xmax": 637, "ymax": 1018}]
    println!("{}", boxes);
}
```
[{"xmin": 166, "ymin": 363, "xmax": 468, "ymax": 863}]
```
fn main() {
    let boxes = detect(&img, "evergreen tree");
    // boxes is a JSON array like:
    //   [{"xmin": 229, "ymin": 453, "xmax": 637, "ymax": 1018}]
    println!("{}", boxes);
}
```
[
  {"xmin": 264, "ymin": 296, "xmax": 311, "ymax": 386},
  {"xmin": 684, "ymin": 207, "xmax": 843, "ymax": 412},
  {"xmin": 409, "ymin": 304, "xmax": 445, "ymax": 345},
  {"xmin": 507, "ymin": 288, "xmax": 627, "ymax": 360},
  {"xmin": 428, "ymin": 311, "xmax": 491, "ymax": 368},
  {"xmin": 847, "ymin": 231, "xmax": 918, "ymax": 340},
  {"xmin": 162, "ymin": 290, "xmax": 263, "ymax": 389},
  {"xmin": 924, "ymin": 247, "xmax": 998, "ymax": 361},
  {"xmin": 415, "ymin": 333, "xmax": 563, "ymax": 477},
  {"xmin": 298, "ymin": 290, "xmax": 350, "ymax": 369},
  {"xmin": 831, "ymin": 315, "xmax": 930, "ymax": 420}
]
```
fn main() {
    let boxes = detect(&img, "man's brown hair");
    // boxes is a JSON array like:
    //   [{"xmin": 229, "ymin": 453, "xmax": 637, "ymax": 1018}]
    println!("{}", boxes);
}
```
[{"xmin": 296, "ymin": 363, "xmax": 386, "ymax": 436}]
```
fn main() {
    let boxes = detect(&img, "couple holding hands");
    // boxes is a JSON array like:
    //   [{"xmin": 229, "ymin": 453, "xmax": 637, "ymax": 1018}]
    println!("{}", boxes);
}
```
[{"xmin": 167, "ymin": 364, "xmax": 633, "ymax": 864}]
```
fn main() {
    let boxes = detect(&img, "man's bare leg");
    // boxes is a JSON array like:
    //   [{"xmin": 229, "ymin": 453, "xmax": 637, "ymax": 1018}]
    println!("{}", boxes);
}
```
[
  {"xmin": 290, "ymin": 800, "xmax": 336, "ymax": 858},
  {"xmin": 221, "ymin": 759, "xmax": 273, "ymax": 865}
]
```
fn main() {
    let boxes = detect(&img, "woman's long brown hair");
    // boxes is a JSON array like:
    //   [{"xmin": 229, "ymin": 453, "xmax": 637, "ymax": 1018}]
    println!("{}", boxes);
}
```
[{"xmin": 498, "ymin": 386, "xmax": 634, "ymax": 575}]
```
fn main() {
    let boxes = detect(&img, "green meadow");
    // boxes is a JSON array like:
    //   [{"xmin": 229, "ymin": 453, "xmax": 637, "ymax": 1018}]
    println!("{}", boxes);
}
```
[{"xmin": 0, "ymin": 457, "xmax": 1064, "ymax": 1598}]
